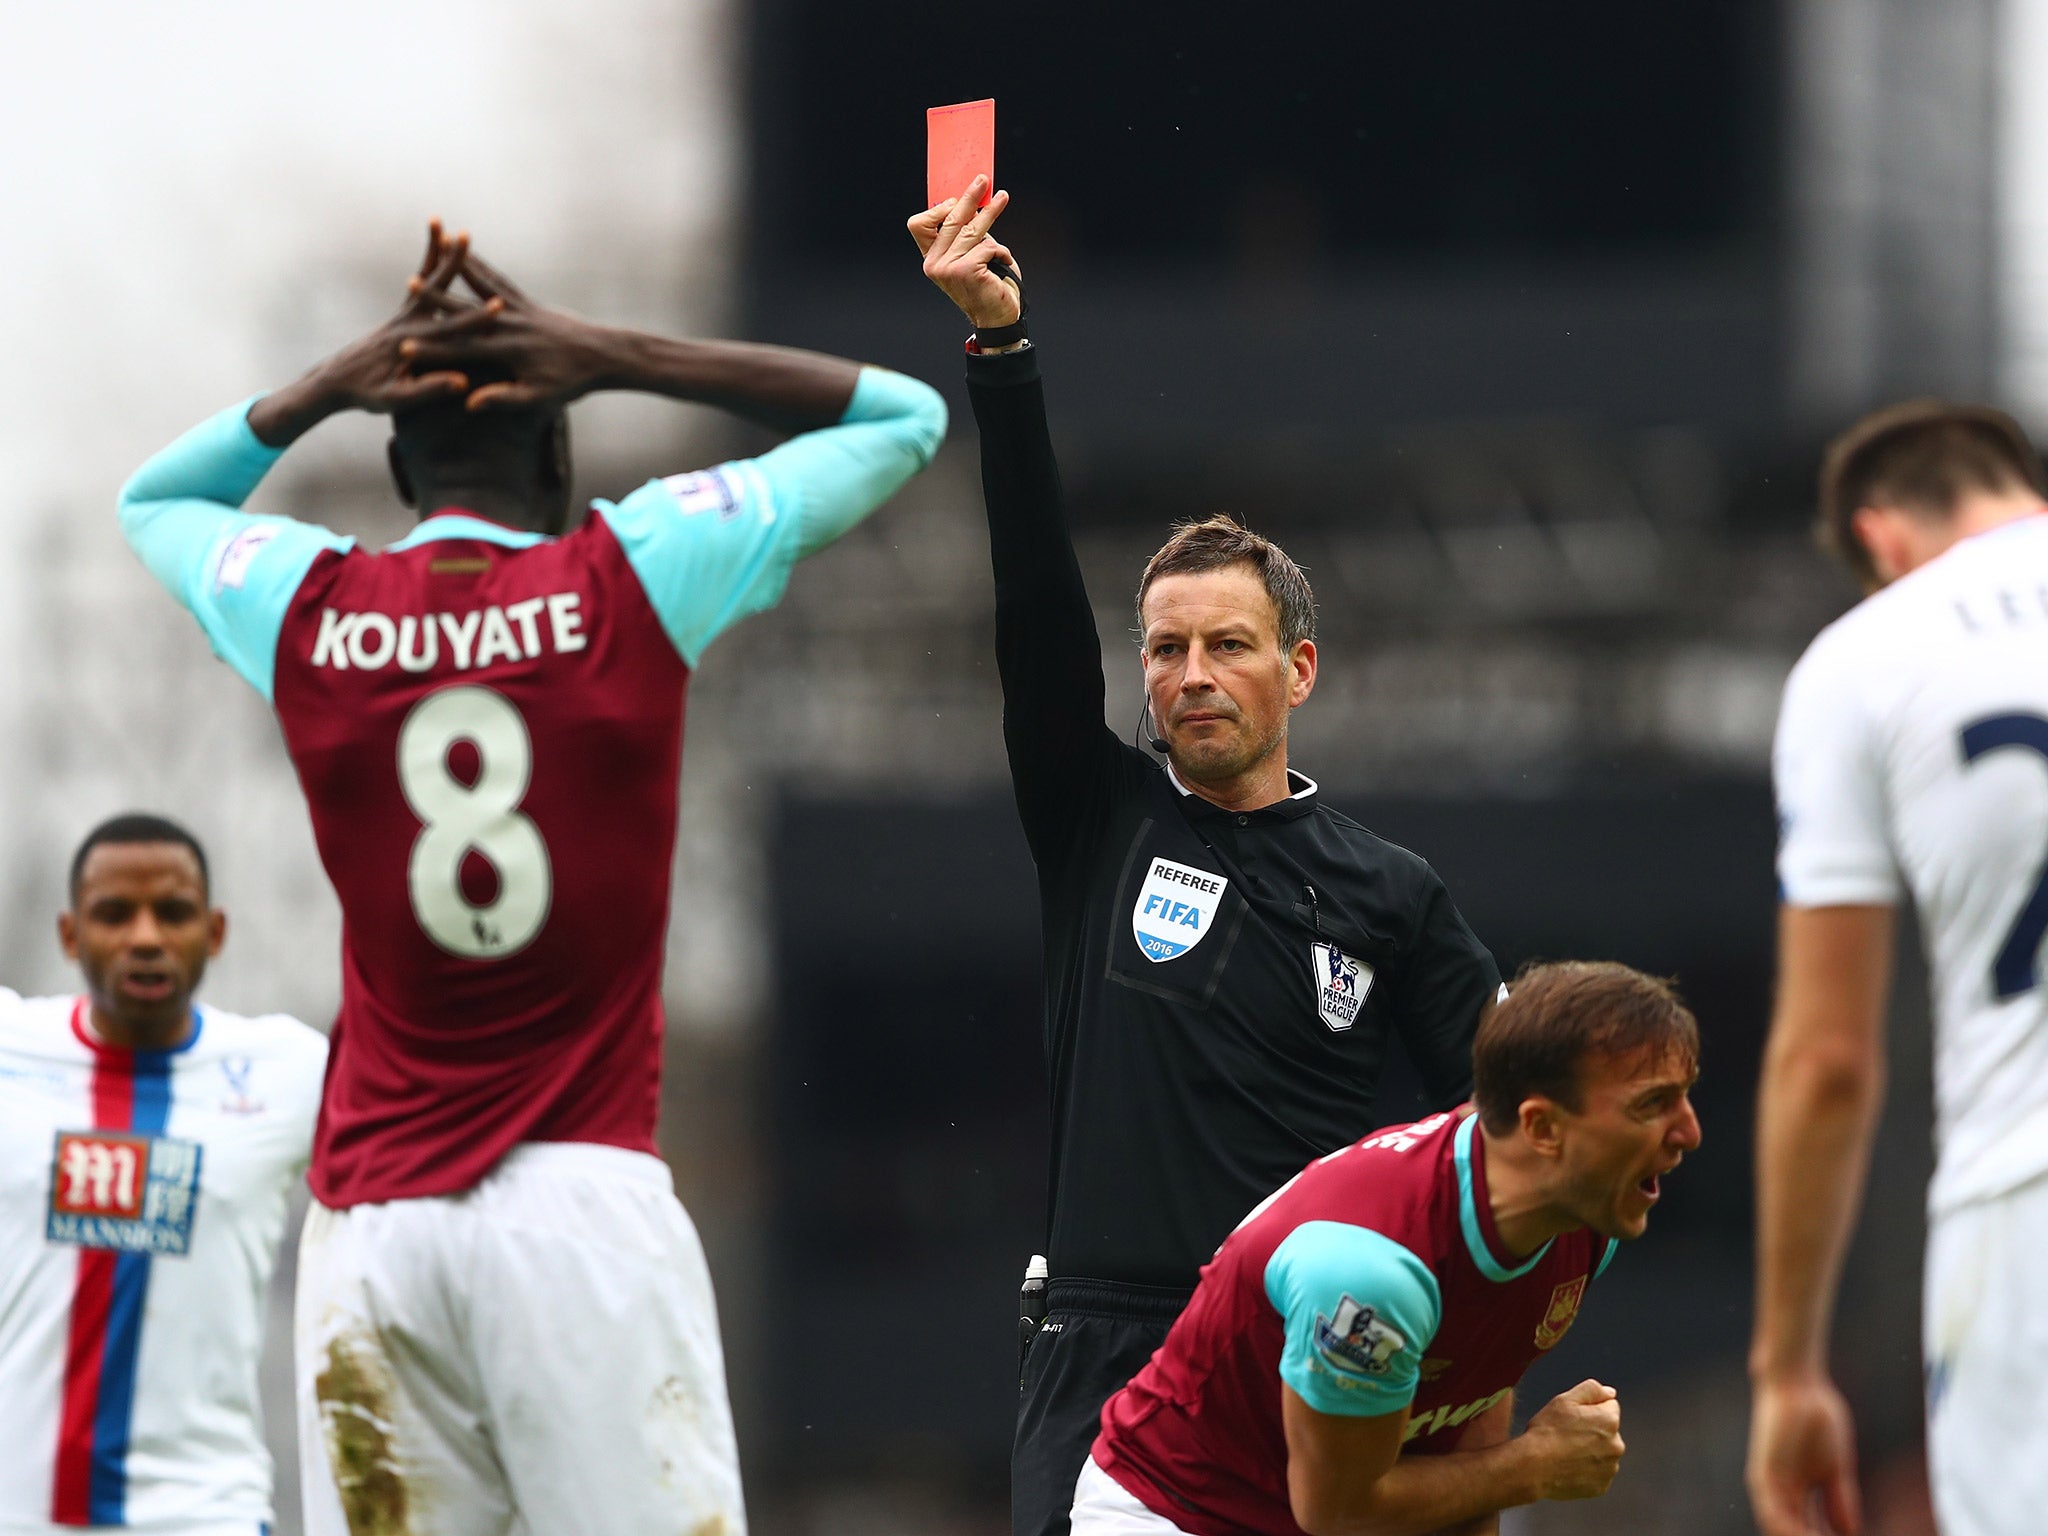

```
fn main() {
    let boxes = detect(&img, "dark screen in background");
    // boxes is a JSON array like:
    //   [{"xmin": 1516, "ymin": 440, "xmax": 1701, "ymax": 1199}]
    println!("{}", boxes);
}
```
[{"xmin": 748, "ymin": 0, "xmax": 1779, "ymax": 266}]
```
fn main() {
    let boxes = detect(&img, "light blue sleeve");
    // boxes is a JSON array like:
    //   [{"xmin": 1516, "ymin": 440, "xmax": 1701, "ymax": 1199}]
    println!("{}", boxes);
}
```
[
  {"xmin": 1266, "ymin": 1220, "xmax": 1441, "ymax": 1418},
  {"xmin": 117, "ymin": 397, "xmax": 354, "ymax": 703},
  {"xmin": 595, "ymin": 365, "xmax": 947, "ymax": 666}
]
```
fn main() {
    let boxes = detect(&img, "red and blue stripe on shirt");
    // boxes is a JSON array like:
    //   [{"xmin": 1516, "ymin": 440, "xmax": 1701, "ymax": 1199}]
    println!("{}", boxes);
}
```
[{"xmin": 51, "ymin": 1003, "xmax": 182, "ymax": 1526}]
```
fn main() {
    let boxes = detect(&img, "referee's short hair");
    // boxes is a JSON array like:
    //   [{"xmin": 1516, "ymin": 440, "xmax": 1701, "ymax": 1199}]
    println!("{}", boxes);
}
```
[
  {"xmin": 69, "ymin": 813, "xmax": 211, "ymax": 904},
  {"xmin": 1818, "ymin": 399, "xmax": 2045, "ymax": 589},
  {"xmin": 1136, "ymin": 514, "xmax": 1316, "ymax": 651},
  {"xmin": 1472, "ymin": 961, "xmax": 1697, "ymax": 1135}
]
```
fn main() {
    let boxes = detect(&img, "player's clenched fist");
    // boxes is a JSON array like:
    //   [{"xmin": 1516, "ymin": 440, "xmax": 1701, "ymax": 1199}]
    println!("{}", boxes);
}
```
[
  {"xmin": 908, "ymin": 174, "xmax": 1023, "ymax": 330},
  {"xmin": 1522, "ymin": 1379, "xmax": 1625, "ymax": 1501}
]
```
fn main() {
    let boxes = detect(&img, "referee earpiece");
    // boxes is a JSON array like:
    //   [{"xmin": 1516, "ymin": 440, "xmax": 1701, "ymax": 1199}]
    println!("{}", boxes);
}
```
[{"xmin": 1136, "ymin": 696, "xmax": 1169, "ymax": 754}]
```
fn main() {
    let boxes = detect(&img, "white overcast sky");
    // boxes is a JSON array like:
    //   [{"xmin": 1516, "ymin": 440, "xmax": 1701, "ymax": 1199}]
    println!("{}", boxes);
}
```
[
  {"xmin": 0, "ymin": 0, "xmax": 736, "ymax": 490},
  {"xmin": 0, "ymin": 0, "xmax": 737, "ymax": 1005}
]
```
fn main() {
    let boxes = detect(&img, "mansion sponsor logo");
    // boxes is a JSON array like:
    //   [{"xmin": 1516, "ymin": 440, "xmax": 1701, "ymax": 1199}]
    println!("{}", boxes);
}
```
[{"xmin": 47, "ymin": 1131, "xmax": 203, "ymax": 1256}]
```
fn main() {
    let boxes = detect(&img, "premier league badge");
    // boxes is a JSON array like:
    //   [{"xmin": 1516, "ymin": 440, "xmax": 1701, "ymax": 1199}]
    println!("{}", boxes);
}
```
[
  {"xmin": 1314, "ymin": 1294, "xmax": 1407, "ymax": 1378},
  {"xmin": 211, "ymin": 524, "xmax": 278, "ymax": 593},
  {"xmin": 1312, "ymin": 941, "xmax": 1373, "ymax": 1030},
  {"xmin": 662, "ymin": 467, "xmax": 746, "ymax": 519},
  {"xmin": 1131, "ymin": 856, "xmax": 1229, "ymax": 963}
]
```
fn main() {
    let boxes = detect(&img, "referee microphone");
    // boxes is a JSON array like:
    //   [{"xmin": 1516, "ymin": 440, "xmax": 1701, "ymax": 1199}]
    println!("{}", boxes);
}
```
[{"xmin": 1135, "ymin": 698, "xmax": 1169, "ymax": 754}]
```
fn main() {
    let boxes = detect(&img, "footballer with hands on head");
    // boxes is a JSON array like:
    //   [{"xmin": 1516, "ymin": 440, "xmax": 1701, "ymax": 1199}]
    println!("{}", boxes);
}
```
[{"xmin": 120, "ymin": 225, "xmax": 947, "ymax": 1536}]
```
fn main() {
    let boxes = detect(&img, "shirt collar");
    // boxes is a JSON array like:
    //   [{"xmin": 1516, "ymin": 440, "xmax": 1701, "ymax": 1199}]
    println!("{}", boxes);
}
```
[
  {"xmin": 1165, "ymin": 762, "xmax": 1320, "ymax": 822},
  {"xmin": 386, "ymin": 511, "xmax": 550, "ymax": 552},
  {"xmin": 1454, "ymin": 1112, "xmax": 1553, "ymax": 1282},
  {"xmin": 69, "ymin": 997, "xmax": 205, "ymax": 1061}
]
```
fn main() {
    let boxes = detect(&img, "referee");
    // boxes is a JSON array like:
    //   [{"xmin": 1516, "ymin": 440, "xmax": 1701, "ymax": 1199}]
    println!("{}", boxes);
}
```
[{"xmin": 910, "ymin": 180, "xmax": 1504, "ymax": 1536}]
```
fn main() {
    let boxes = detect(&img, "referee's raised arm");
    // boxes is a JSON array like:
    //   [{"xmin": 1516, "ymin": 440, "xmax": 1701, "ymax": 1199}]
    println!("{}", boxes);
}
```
[
  {"xmin": 911, "ymin": 181, "xmax": 1502, "ymax": 1536},
  {"xmin": 910, "ymin": 183, "xmax": 1123, "ymax": 845}
]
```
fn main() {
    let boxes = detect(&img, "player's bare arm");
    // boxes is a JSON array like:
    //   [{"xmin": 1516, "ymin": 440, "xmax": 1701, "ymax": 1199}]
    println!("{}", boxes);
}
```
[
  {"xmin": 247, "ymin": 225, "xmax": 495, "ymax": 447},
  {"xmin": 1747, "ymin": 903, "xmax": 1894, "ymax": 1536},
  {"xmin": 1425, "ymin": 1392, "xmax": 1515, "ymax": 1536},
  {"xmin": 1281, "ymin": 1378, "xmax": 1622, "ymax": 1536},
  {"xmin": 398, "ymin": 246, "xmax": 864, "ymax": 432}
]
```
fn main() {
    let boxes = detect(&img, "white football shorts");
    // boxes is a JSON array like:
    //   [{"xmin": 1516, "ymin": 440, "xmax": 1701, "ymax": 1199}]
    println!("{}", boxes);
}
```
[
  {"xmin": 1924, "ymin": 1171, "xmax": 2048, "ymax": 1536},
  {"xmin": 295, "ymin": 1142, "xmax": 744, "ymax": 1536},
  {"xmin": 1070, "ymin": 1455, "xmax": 1194, "ymax": 1535}
]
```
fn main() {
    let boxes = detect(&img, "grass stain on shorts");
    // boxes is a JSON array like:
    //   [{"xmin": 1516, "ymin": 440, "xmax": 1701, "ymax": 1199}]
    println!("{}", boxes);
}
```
[{"xmin": 316, "ymin": 1331, "xmax": 410, "ymax": 1536}]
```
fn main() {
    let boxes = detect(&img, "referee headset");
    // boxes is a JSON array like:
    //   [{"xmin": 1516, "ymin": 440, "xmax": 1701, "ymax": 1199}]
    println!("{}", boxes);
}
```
[
  {"xmin": 1134, "ymin": 694, "xmax": 1227, "ymax": 869},
  {"xmin": 1134, "ymin": 696, "xmax": 1169, "ymax": 754}
]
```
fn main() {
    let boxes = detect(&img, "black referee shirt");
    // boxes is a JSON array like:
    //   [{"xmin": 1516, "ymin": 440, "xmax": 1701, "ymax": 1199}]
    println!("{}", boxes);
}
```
[{"xmin": 970, "ymin": 344, "xmax": 1503, "ymax": 1289}]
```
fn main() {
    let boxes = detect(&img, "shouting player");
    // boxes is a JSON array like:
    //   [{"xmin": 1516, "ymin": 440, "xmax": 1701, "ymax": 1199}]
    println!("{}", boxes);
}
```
[
  {"xmin": 1751, "ymin": 403, "xmax": 2048, "ymax": 1536},
  {"xmin": 1074, "ymin": 962, "xmax": 1700, "ymax": 1536},
  {"xmin": 0, "ymin": 814, "xmax": 327, "ymax": 1536},
  {"xmin": 117, "ymin": 229, "xmax": 947, "ymax": 1536}
]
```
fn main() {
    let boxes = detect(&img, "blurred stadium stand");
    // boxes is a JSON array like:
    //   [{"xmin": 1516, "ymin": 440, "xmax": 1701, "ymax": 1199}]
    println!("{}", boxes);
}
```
[{"xmin": 5, "ymin": 0, "xmax": 2021, "ymax": 1529}]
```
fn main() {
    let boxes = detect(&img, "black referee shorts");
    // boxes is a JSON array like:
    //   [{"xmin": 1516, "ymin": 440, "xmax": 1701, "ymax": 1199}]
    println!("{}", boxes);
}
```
[{"xmin": 1013, "ymin": 1277, "xmax": 1194, "ymax": 1536}]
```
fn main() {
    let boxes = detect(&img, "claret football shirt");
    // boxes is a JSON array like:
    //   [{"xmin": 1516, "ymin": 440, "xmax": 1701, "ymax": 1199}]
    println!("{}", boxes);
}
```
[
  {"xmin": 118, "ymin": 370, "xmax": 945, "ymax": 1206},
  {"xmin": 1092, "ymin": 1107, "xmax": 1614, "ymax": 1536}
]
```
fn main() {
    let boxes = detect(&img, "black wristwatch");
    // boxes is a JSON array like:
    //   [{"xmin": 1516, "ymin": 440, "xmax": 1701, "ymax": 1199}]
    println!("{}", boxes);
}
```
[{"xmin": 973, "ymin": 257, "xmax": 1029, "ymax": 350}]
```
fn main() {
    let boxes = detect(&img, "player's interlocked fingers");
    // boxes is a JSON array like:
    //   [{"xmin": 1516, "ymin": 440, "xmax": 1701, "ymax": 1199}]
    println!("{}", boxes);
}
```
[
  {"xmin": 1746, "ymin": 1374, "xmax": 1862, "ymax": 1536},
  {"xmin": 402, "ymin": 219, "xmax": 484, "ymax": 317},
  {"xmin": 245, "ymin": 230, "xmax": 509, "ymax": 447},
  {"xmin": 395, "ymin": 245, "xmax": 617, "ymax": 413},
  {"xmin": 311, "ymin": 284, "xmax": 502, "ymax": 417},
  {"xmin": 1520, "ymin": 1379, "xmax": 1625, "ymax": 1501},
  {"xmin": 908, "ymin": 174, "xmax": 1023, "ymax": 329}
]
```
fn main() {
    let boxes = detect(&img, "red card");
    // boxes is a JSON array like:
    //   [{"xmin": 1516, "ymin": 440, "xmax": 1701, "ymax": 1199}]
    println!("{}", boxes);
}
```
[{"xmin": 927, "ymin": 98, "xmax": 994, "ymax": 208}]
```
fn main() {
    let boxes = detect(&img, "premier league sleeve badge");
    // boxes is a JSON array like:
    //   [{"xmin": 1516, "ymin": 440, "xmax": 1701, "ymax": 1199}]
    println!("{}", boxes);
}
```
[{"xmin": 1314, "ymin": 1294, "xmax": 1407, "ymax": 1378}]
